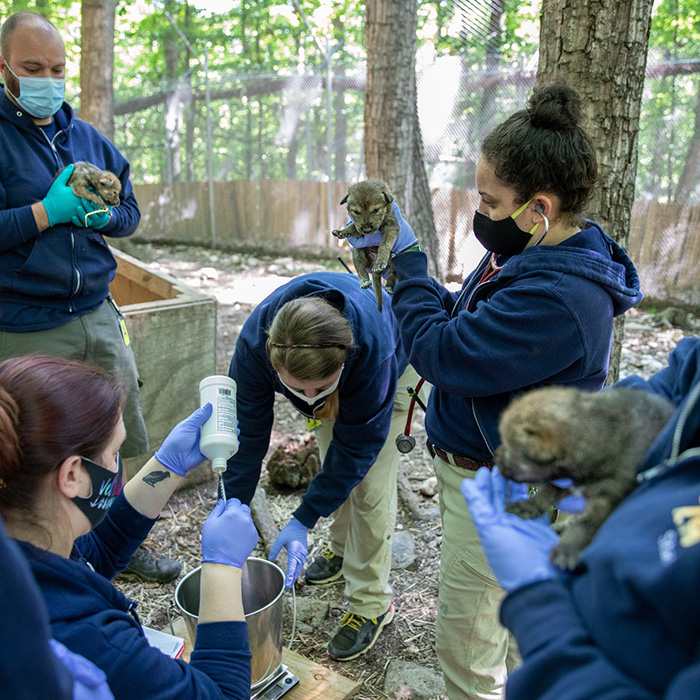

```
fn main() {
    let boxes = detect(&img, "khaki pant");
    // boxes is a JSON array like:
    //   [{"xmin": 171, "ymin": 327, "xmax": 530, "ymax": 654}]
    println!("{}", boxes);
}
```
[
  {"xmin": 314, "ymin": 364, "xmax": 424, "ymax": 619},
  {"xmin": 0, "ymin": 297, "xmax": 148, "ymax": 458},
  {"xmin": 434, "ymin": 458, "xmax": 520, "ymax": 700}
]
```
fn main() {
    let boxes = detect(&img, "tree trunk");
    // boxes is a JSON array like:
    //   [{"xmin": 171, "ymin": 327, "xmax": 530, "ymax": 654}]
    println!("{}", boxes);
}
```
[
  {"xmin": 537, "ymin": 0, "xmax": 654, "ymax": 382},
  {"xmin": 365, "ymin": 0, "xmax": 437, "ymax": 274},
  {"xmin": 365, "ymin": 0, "xmax": 415, "ymax": 197},
  {"xmin": 79, "ymin": 0, "xmax": 116, "ymax": 141}
]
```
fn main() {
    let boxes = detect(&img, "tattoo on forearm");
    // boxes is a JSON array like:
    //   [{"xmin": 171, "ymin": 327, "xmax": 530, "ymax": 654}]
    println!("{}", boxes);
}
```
[{"xmin": 142, "ymin": 470, "xmax": 171, "ymax": 488}]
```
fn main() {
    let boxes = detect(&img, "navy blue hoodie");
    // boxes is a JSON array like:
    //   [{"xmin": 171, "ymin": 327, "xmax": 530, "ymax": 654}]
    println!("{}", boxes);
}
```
[
  {"xmin": 223, "ymin": 271, "xmax": 407, "ymax": 528},
  {"xmin": 18, "ymin": 493, "xmax": 251, "ymax": 700},
  {"xmin": 501, "ymin": 337, "xmax": 700, "ymax": 699},
  {"xmin": 0, "ymin": 86, "xmax": 140, "ymax": 331},
  {"xmin": 0, "ymin": 517, "xmax": 73, "ymax": 700},
  {"xmin": 392, "ymin": 224, "xmax": 642, "ymax": 461}
]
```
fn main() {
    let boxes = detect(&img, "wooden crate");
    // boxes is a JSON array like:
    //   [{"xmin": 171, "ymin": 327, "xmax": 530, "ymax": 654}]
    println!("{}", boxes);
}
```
[{"xmin": 109, "ymin": 247, "xmax": 217, "ymax": 485}]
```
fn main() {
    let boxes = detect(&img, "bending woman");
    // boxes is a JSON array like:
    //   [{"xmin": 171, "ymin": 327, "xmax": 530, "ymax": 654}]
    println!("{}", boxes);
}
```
[
  {"xmin": 0, "ymin": 354, "xmax": 258, "ymax": 700},
  {"xmin": 224, "ymin": 271, "xmax": 425, "ymax": 661}
]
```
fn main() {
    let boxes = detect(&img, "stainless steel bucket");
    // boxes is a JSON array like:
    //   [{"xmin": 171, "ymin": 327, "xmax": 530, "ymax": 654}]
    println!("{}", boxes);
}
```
[{"xmin": 174, "ymin": 557, "xmax": 285, "ymax": 689}]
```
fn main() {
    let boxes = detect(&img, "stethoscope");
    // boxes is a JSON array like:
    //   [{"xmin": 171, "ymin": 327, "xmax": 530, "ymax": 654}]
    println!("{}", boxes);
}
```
[{"xmin": 395, "ymin": 378, "xmax": 427, "ymax": 453}]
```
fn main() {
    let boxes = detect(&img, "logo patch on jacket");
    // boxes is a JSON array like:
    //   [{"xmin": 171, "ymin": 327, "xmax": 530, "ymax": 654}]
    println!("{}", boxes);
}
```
[{"xmin": 672, "ymin": 498, "xmax": 700, "ymax": 548}]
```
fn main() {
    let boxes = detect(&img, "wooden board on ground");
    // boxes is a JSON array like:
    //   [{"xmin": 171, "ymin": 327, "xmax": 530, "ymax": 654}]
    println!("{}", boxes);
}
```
[{"xmin": 164, "ymin": 615, "xmax": 359, "ymax": 699}]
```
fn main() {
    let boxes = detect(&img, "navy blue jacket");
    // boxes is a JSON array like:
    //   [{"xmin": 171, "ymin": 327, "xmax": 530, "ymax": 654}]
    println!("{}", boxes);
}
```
[
  {"xmin": 18, "ymin": 493, "xmax": 251, "ymax": 700},
  {"xmin": 0, "ymin": 86, "xmax": 140, "ymax": 331},
  {"xmin": 392, "ymin": 224, "xmax": 642, "ymax": 461},
  {"xmin": 224, "ymin": 272, "xmax": 407, "ymax": 528},
  {"xmin": 0, "ymin": 516, "xmax": 73, "ymax": 700},
  {"xmin": 501, "ymin": 337, "xmax": 700, "ymax": 699}
]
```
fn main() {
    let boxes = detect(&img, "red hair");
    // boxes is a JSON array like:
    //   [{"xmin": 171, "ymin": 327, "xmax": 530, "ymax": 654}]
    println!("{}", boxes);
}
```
[{"xmin": 0, "ymin": 355, "xmax": 124, "ymax": 514}]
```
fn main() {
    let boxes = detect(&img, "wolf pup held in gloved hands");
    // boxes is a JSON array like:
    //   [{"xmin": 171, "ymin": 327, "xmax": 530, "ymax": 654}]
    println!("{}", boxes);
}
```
[
  {"xmin": 495, "ymin": 385, "xmax": 674, "ymax": 569},
  {"xmin": 332, "ymin": 179, "xmax": 400, "ymax": 312}
]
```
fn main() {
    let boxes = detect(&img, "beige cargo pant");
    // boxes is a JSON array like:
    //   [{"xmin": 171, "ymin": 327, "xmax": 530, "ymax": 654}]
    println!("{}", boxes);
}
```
[
  {"xmin": 0, "ymin": 297, "xmax": 148, "ymax": 458},
  {"xmin": 434, "ymin": 458, "xmax": 521, "ymax": 700},
  {"xmin": 314, "ymin": 364, "xmax": 424, "ymax": 619}
]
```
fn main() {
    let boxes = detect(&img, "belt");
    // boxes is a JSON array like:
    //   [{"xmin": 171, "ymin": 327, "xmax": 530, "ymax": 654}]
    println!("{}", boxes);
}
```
[{"xmin": 426, "ymin": 442, "xmax": 492, "ymax": 471}]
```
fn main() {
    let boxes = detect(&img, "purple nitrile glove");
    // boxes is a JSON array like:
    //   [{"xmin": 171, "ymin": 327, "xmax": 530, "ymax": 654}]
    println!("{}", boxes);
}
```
[
  {"xmin": 552, "ymin": 478, "xmax": 587, "ymax": 514},
  {"xmin": 268, "ymin": 517, "xmax": 308, "ymax": 589},
  {"xmin": 201, "ymin": 498, "xmax": 259, "ymax": 568},
  {"xmin": 73, "ymin": 199, "xmax": 112, "ymax": 230},
  {"xmin": 154, "ymin": 403, "xmax": 213, "ymax": 477},
  {"xmin": 461, "ymin": 466, "xmax": 560, "ymax": 592},
  {"xmin": 346, "ymin": 201, "xmax": 419, "ymax": 255},
  {"xmin": 49, "ymin": 639, "xmax": 114, "ymax": 700}
]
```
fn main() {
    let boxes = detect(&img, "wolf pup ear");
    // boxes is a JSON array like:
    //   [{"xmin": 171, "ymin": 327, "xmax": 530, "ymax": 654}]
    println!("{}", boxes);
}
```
[
  {"xmin": 382, "ymin": 191, "xmax": 393, "ymax": 204},
  {"xmin": 340, "ymin": 194, "xmax": 349, "ymax": 205}
]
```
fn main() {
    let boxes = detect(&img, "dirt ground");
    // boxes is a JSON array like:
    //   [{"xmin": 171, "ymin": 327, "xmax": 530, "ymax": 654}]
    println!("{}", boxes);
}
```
[{"xmin": 112, "ymin": 240, "xmax": 688, "ymax": 700}]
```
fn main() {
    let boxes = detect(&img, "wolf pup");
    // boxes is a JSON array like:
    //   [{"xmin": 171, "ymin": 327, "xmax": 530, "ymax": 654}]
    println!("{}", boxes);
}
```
[
  {"xmin": 64, "ymin": 161, "xmax": 122, "ymax": 209},
  {"xmin": 494, "ymin": 385, "xmax": 675, "ymax": 569},
  {"xmin": 332, "ymin": 178, "xmax": 399, "ymax": 312}
]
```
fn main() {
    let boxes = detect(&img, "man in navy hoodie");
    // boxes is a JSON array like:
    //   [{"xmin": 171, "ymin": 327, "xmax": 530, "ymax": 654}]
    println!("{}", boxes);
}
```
[{"xmin": 0, "ymin": 12, "xmax": 177, "ymax": 583}]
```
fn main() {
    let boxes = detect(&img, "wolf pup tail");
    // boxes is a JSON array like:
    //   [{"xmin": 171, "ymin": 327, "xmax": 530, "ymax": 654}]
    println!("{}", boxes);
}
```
[{"xmin": 372, "ymin": 270, "xmax": 383, "ymax": 312}]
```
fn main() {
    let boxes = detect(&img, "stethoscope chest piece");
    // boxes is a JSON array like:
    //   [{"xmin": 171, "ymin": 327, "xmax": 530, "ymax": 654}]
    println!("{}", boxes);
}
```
[{"xmin": 395, "ymin": 433, "xmax": 417, "ymax": 454}]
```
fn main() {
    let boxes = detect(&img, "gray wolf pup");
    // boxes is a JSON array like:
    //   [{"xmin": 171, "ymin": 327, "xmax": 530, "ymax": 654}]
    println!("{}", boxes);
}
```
[
  {"xmin": 332, "ymin": 178, "xmax": 399, "ymax": 312},
  {"xmin": 495, "ymin": 385, "xmax": 675, "ymax": 569},
  {"xmin": 65, "ymin": 161, "xmax": 122, "ymax": 208}
]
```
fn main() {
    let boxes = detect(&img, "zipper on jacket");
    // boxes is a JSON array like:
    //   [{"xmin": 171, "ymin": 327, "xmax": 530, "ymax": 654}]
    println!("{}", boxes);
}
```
[{"xmin": 37, "ymin": 124, "xmax": 79, "ymax": 311}]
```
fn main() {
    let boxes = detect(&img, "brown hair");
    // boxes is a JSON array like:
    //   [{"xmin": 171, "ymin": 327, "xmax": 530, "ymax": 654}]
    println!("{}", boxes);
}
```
[
  {"xmin": 266, "ymin": 297, "xmax": 354, "ymax": 420},
  {"xmin": 481, "ymin": 81, "xmax": 597, "ymax": 225},
  {"xmin": 0, "ymin": 355, "xmax": 123, "ymax": 516}
]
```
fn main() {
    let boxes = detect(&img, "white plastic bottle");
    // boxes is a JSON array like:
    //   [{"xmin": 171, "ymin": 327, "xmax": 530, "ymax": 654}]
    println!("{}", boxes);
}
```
[{"xmin": 199, "ymin": 375, "xmax": 239, "ymax": 474}]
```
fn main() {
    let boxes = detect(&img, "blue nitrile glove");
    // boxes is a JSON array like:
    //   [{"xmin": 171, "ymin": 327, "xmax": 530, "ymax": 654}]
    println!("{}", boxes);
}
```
[
  {"xmin": 346, "ymin": 201, "xmax": 419, "ymax": 255},
  {"xmin": 461, "ymin": 466, "xmax": 560, "ymax": 592},
  {"xmin": 41, "ymin": 164, "xmax": 85, "ymax": 227},
  {"xmin": 154, "ymin": 403, "xmax": 213, "ymax": 476},
  {"xmin": 201, "ymin": 498, "xmax": 259, "ymax": 568},
  {"xmin": 49, "ymin": 639, "xmax": 115, "ymax": 700},
  {"xmin": 552, "ymin": 478, "xmax": 587, "ymax": 514},
  {"xmin": 269, "ymin": 517, "xmax": 309, "ymax": 589},
  {"xmin": 72, "ymin": 200, "xmax": 112, "ymax": 230}
]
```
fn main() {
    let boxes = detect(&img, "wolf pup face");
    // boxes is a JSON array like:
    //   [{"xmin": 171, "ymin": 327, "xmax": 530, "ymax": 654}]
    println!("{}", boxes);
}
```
[
  {"xmin": 95, "ymin": 172, "xmax": 121, "ymax": 206},
  {"xmin": 340, "ymin": 179, "xmax": 393, "ymax": 236}
]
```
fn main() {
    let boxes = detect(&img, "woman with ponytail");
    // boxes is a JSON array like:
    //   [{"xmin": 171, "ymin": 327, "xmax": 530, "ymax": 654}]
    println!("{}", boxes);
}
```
[
  {"xmin": 223, "ymin": 271, "xmax": 425, "ymax": 661},
  {"xmin": 0, "ymin": 354, "xmax": 258, "ymax": 700}
]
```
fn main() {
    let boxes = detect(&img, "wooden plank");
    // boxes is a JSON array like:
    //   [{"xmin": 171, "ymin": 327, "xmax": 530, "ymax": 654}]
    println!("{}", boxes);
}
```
[{"xmin": 166, "ymin": 616, "xmax": 359, "ymax": 699}]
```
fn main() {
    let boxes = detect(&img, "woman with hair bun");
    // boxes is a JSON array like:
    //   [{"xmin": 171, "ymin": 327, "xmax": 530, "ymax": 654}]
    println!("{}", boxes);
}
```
[
  {"xmin": 346, "ymin": 82, "xmax": 643, "ymax": 698},
  {"xmin": 0, "ymin": 354, "xmax": 259, "ymax": 700}
]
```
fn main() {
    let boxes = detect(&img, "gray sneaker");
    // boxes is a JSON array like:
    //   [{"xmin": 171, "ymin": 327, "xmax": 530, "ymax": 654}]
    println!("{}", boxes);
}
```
[
  {"xmin": 328, "ymin": 604, "xmax": 395, "ymax": 661},
  {"xmin": 304, "ymin": 545, "xmax": 344, "ymax": 584}
]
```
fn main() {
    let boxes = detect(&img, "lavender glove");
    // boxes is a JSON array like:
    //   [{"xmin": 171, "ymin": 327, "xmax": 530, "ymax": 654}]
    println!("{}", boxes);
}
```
[
  {"xmin": 201, "ymin": 498, "xmax": 259, "ymax": 568},
  {"xmin": 461, "ymin": 467, "xmax": 560, "ymax": 592},
  {"xmin": 154, "ymin": 403, "xmax": 213, "ymax": 476},
  {"xmin": 269, "ymin": 517, "xmax": 308, "ymax": 589}
]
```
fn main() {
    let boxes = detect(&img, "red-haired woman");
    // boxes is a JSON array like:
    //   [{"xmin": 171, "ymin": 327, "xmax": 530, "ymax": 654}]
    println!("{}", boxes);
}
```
[{"xmin": 0, "ymin": 354, "xmax": 258, "ymax": 700}]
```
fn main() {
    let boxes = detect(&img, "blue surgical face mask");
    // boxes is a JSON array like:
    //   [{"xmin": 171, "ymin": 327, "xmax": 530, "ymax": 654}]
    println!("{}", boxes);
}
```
[
  {"xmin": 71, "ymin": 454, "xmax": 123, "ymax": 529},
  {"xmin": 4, "ymin": 61, "xmax": 65, "ymax": 119}
]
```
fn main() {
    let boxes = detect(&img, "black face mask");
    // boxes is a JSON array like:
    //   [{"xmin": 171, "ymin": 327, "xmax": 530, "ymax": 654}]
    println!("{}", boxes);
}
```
[
  {"xmin": 71, "ymin": 454, "xmax": 123, "ymax": 529},
  {"xmin": 472, "ymin": 200, "xmax": 546, "ymax": 256}
]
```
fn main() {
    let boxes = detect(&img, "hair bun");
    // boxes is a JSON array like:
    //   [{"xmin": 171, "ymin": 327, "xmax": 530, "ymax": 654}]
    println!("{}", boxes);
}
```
[{"xmin": 526, "ymin": 81, "xmax": 582, "ymax": 130}]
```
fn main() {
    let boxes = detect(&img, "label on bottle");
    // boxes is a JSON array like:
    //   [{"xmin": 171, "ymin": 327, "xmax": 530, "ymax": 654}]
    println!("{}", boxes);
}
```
[{"xmin": 216, "ymin": 387, "xmax": 237, "ymax": 433}]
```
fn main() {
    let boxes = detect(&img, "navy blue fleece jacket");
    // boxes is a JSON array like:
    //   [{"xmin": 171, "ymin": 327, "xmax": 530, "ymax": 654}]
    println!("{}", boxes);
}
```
[
  {"xmin": 0, "ymin": 86, "xmax": 140, "ymax": 331},
  {"xmin": 223, "ymin": 271, "xmax": 407, "ymax": 528},
  {"xmin": 17, "ymin": 493, "xmax": 251, "ymax": 700},
  {"xmin": 501, "ymin": 337, "xmax": 700, "ymax": 699},
  {"xmin": 391, "ymin": 223, "xmax": 642, "ymax": 461}
]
